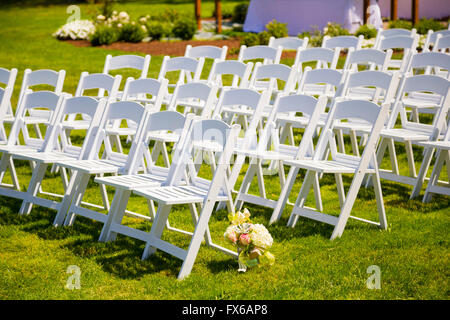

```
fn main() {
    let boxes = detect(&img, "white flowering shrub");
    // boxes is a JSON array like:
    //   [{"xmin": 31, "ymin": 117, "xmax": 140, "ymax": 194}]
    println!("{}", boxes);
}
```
[{"xmin": 53, "ymin": 19, "xmax": 96, "ymax": 40}]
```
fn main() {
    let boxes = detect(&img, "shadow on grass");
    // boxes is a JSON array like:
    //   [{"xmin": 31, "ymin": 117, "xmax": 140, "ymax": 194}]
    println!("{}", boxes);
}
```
[{"xmin": 0, "ymin": 196, "xmax": 180, "ymax": 279}]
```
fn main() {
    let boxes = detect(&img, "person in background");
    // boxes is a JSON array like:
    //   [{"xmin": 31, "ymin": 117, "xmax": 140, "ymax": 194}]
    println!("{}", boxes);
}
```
[{"xmin": 367, "ymin": 0, "xmax": 383, "ymax": 29}]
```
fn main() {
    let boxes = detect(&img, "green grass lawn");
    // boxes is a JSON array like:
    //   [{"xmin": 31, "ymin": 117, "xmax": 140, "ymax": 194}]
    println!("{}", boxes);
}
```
[{"xmin": 0, "ymin": 1, "xmax": 449, "ymax": 300}]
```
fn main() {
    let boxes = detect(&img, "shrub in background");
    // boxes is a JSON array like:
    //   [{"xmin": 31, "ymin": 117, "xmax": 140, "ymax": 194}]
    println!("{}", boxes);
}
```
[
  {"xmin": 258, "ymin": 31, "xmax": 271, "ymax": 45},
  {"xmin": 414, "ymin": 18, "xmax": 445, "ymax": 34},
  {"xmin": 213, "ymin": 8, "xmax": 233, "ymax": 19},
  {"xmin": 266, "ymin": 19, "xmax": 288, "ymax": 38},
  {"xmin": 232, "ymin": 3, "xmax": 248, "ymax": 24},
  {"xmin": 323, "ymin": 22, "xmax": 350, "ymax": 36},
  {"xmin": 172, "ymin": 17, "xmax": 197, "ymax": 40},
  {"xmin": 90, "ymin": 25, "xmax": 119, "ymax": 46},
  {"xmin": 119, "ymin": 22, "xmax": 146, "ymax": 42},
  {"xmin": 355, "ymin": 24, "xmax": 378, "ymax": 39},
  {"xmin": 146, "ymin": 21, "xmax": 165, "ymax": 40},
  {"xmin": 388, "ymin": 19, "xmax": 413, "ymax": 30},
  {"xmin": 241, "ymin": 32, "xmax": 260, "ymax": 47},
  {"xmin": 298, "ymin": 26, "xmax": 323, "ymax": 47}
]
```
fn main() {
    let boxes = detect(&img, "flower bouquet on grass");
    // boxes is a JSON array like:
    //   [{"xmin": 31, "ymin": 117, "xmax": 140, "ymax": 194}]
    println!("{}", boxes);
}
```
[{"xmin": 224, "ymin": 209, "xmax": 275, "ymax": 272}]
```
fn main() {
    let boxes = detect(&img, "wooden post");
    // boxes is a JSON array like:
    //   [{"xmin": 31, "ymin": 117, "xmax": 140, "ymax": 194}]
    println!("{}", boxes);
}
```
[
  {"xmin": 363, "ymin": 0, "xmax": 369, "ymax": 24},
  {"xmin": 391, "ymin": 0, "xmax": 398, "ymax": 20},
  {"xmin": 215, "ymin": 0, "xmax": 222, "ymax": 33},
  {"xmin": 412, "ymin": 0, "xmax": 419, "ymax": 25},
  {"xmin": 195, "ymin": 0, "xmax": 201, "ymax": 30}
]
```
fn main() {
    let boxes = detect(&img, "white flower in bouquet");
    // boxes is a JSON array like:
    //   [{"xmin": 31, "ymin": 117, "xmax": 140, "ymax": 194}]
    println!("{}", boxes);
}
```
[{"xmin": 250, "ymin": 224, "xmax": 273, "ymax": 250}]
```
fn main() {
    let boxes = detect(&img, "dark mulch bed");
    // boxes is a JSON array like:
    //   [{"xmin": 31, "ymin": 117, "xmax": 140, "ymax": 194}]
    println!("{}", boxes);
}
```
[{"xmin": 68, "ymin": 38, "xmax": 298, "ymax": 60}]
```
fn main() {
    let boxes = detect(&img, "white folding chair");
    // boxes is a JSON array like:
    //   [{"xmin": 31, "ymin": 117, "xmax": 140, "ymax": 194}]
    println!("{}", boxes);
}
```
[
  {"xmin": 321, "ymin": 35, "xmax": 364, "ymax": 68},
  {"xmin": 167, "ymin": 82, "xmax": 218, "ymax": 118},
  {"xmin": 323, "ymin": 35, "xmax": 363, "ymax": 51},
  {"xmin": 248, "ymin": 62, "xmax": 298, "ymax": 123},
  {"xmin": 52, "ymin": 100, "xmax": 149, "ymax": 227},
  {"xmin": 294, "ymin": 47, "xmax": 340, "ymax": 71},
  {"xmin": 297, "ymin": 67, "xmax": 347, "ymax": 99},
  {"xmin": 419, "ymin": 124, "xmax": 450, "ymax": 202},
  {"xmin": 374, "ymin": 75, "xmax": 450, "ymax": 198},
  {"xmin": 1, "ymin": 96, "xmax": 106, "ymax": 215},
  {"xmin": 158, "ymin": 55, "xmax": 205, "ymax": 89},
  {"xmin": 14, "ymin": 69, "xmax": 66, "ymax": 139},
  {"xmin": 268, "ymin": 36, "xmax": 308, "ymax": 66},
  {"xmin": 101, "ymin": 54, "xmax": 151, "ymax": 98},
  {"xmin": 234, "ymin": 94, "xmax": 327, "ymax": 214},
  {"xmin": 280, "ymin": 98, "xmax": 390, "ymax": 239},
  {"xmin": 238, "ymin": 45, "xmax": 282, "ymax": 65},
  {"xmin": 377, "ymin": 35, "xmax": 419, "ymax": 72},
  {"xmin": 185, "ymin": 45, "xmax": 228, "ymax": 82},
  {"xmin": 343, "ymin": 48, "xmax": 393, "ymax": 72},
  {"xmin": 248, "ymin": 62, "xmax": 298, "ymax": 97},
  {"xmin": 331, "ymin": 70, "xmax": 399, "ymax": 156},
  {"xmin": 407, "ymin": 51, "xmax": 450, "ymax": 79},
  {"xmin": 210, "ymin": 88, "xmax": 271, "ymax": 212},
  {"xmin": 424, "ymin": 29, "xmax": 450, "ymax": 52},
  {"xmin": 0, "ymin": 67, "xmax": 18, "ymax": 144},
  {"xmin": 373, "ymin": 27, "xmax": 417, "ymax": 49},
  {"xmin": 158, "ymin": 56, "xmax": 205, "ymax": 103},
  {"xmin": 0, "ymin": 91, "xmax": 65, "ymax": 192},
  {"xmin": 277, "ymin": 67, "xmax": 346, "ymax": 147},
  {"xmin": 207, "ymin": 60, "xmax": 253, "ymax": 89},
  {"xmin": 433, "ymin": 34, "xmax": 450, "ymax": 54},
  {"xmin": 62, "ymin": 72, "xmax": 121, "ymax": 132},
  {"xmin": 269, "ymin": 36, "xmax": 309, "ymax": 51},
  {"xmin": 94, "ymin": 111, "xmax": 192, "ymax": 242},
  {"xmin": 403, "ymin": 51, "xmax": 450, "ymax": 120},
  {"xmin": 133, "ymin": 118, "xmax": 240, "ymax": 279}
]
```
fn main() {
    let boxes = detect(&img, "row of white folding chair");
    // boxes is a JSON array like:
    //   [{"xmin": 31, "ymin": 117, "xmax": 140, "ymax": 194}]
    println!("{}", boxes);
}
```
[
  {"xmin": 49, "ymin": 81, "xmax": 234, "ymax": 229},
  {"xmin": 234, "ymin": 68, "xmax": 399, "ymax": 213},
  {"xmin": 52, "ymin": 105, "xmax": 189, "ymax": 228},
  {"xmin": 7, "ymin": 69, "xmax": 66, "ymax": 140},
  {"xmin": 0, "ymin": 54, "xmax": 149, "ymax": 144},
  {"xmin": 0, "ymin": 95, "xmax": 107, "ymax": 215},
  {"xmin": 48, "ymin": 102, "xmax": 240, "ymax": 280},
  {"xmin": 372, "ymin": 74, "xmax": 450, "ymax": 199},
  {"xmin": 0, "ymin": 91, "xmax": 67, "ymax": 194},
  {"xmin": 373, "ymin": 27, "xmax": 417, "ymax": 49},
  {"xmin": 424, "ymin": 29, "xmax": 450, "ymax": 52},
  {"xmin": 376, "ymin": 34, "xmax": 419, "ymax": 72},
  {"xmin": 95, "ymin": 115, "xmax": 240, "ymax": 280},
  {"xmin": 101, "ymin": 54, "xmax": 151, "ymax": 99},
  {"xmin": 231, "ymin": 90, "xmax": 391, "ymax": 238},
  {"xmin": 0, "ymin": 86, "xmax": 244, "ymax": 280}
]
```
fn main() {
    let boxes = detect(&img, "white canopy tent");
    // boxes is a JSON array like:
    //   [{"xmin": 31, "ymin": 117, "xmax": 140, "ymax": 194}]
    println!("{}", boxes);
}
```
[
  {"xmin": 243, "ymin": 0, "xmax": 450, "ymax": 35},
  {"xmin": 243, "ymin": 0, "xmax": 364, "ymax": 35}
]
